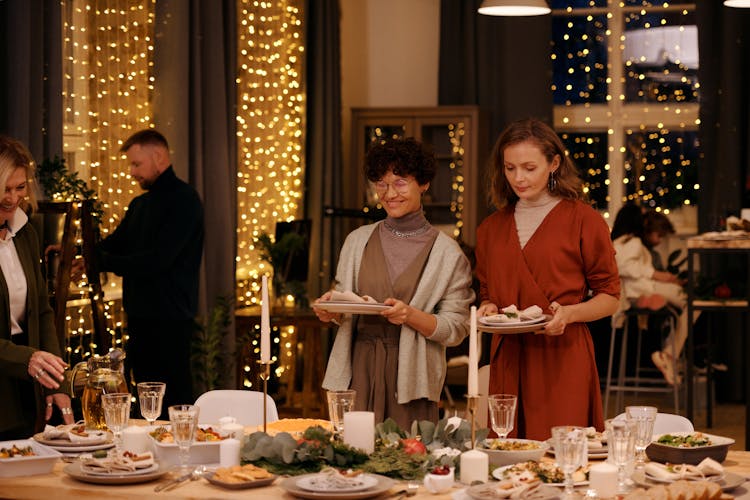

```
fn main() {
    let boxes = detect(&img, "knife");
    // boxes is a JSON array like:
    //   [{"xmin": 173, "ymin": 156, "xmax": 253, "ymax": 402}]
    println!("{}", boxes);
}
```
[{"xmin": 154, "ymin": 471, "xmax": 192, "ymax": 492}]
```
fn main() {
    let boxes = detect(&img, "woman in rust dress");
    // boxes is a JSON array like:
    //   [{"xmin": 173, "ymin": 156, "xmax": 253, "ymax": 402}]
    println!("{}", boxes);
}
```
[
  {"xmin": 475, "ymin": 119, "xmax": 620, "ymax": 440},
  {"xmin": 314, "ymin": 138, "xmax": 474, "ymax": 429}
]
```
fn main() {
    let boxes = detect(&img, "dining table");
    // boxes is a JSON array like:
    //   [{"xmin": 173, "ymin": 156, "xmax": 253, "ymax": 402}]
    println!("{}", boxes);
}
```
[{"xmin": 3, "ymin": 450, "xmax": 750, "ymax": 499}]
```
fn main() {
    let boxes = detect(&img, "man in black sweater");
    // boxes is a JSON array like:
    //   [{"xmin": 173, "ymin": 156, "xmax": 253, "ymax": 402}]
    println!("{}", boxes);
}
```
[{"xmin": 95, "ymin": 129, "xmax": 204, "ymax": 415}]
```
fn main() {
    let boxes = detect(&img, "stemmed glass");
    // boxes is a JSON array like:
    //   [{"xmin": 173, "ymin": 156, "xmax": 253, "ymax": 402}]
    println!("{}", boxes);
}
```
[
  {"xmin": 101, "ymin": 393, "xmax": 131, "ymax": 456},
  {"xmin": 625, "ymin": 405, "xmax": 657, "ymax": 469},
  {"xmin": 488, "ymin": 394, "xmax": 518, "ymax": 439},
  {"xmin": 326, "ymin": 389, "xmax": 356, "ymax": 434},
  {"xmin": 137, "ymin": 382, "xmax": 166, "ymax": 425},
  {"xmin": 551, "ymin": 426, "xmax": 588, "ymax": 498},
  {"xmin": 606, "ymin": 419, "xmax": 636, "ymax": 493},
  {"xmin": 168, "ymin": 404, "xmax": 200, "ymax": 473}
]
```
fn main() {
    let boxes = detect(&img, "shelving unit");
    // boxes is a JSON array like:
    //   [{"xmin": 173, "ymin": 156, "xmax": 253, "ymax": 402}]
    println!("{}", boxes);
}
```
[{"xmin": 685, "ymin": 235, "xmax": 750, "ymax": 448}]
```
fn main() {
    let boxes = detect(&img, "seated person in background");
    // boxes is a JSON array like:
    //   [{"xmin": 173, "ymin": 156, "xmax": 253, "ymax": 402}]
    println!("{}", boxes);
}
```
[{"xmin": 611, "ymin": 204, "xmax": 693, "ymax": 385}]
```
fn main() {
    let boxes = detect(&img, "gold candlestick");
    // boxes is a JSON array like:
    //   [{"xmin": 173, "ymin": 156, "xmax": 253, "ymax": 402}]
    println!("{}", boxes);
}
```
[
  {"xmin": 465, "ymin": 395, "xmax": 479, "ymax": 449},
  {"xmin": 259, "ymin": 361, "xmax": 272, "ymax": 433}
]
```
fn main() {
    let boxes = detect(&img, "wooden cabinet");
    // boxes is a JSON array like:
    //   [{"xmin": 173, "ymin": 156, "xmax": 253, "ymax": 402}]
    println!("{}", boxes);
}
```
[{"xmin": 350, "ymin": 106, "xmax": 487, "ymax": 246}]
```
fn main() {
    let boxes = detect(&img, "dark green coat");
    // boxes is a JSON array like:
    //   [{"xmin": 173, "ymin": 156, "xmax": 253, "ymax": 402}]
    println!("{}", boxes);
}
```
[{"xmin": 0, "ymin": 221, "xmax": 60, "ymax": 434}]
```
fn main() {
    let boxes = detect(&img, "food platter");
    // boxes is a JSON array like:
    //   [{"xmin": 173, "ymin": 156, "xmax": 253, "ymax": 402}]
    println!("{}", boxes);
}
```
[
  {"xmin": 492, "ymin": 462, "xmax": 588, "ymax": 487},
  {"xmin": 278, "ymin": 473, "xmax": 394, "ymax": 499},
  {"xmin": 314, "ymin": 301, "xmax": 389, "ymax": 315},
  {"xmin": 204, "ymin": 471, "xmax": 277, "ymax": 490},
  {"xmin": 477, "ymin": 315, "xmax": 552, "ymax": 335}
]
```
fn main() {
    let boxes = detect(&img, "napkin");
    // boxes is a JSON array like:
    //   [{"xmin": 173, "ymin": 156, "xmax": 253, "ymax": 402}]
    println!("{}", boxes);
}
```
[
  {"xmin": 81, "ymin": 451, "xmax": 155, "ymax": 473},
  {"xmin": 42, "ymin": 423, "xmax": 108, "ymax": 443},
  {"xmin": 644, "ymin": 462, "xmax": 721, "ymax": 482},
  {"xmin": 481, "ymin": 304, "xmax": 544, "ymax": 324},
  {"xmin": 329, "ymin": 290, "xmax": 377, "ymax": 303}
]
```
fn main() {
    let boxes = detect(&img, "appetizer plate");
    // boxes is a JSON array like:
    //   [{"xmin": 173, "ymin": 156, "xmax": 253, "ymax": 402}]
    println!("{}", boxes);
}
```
[
  {"xmin": 477, "ymin": 315, "xmax": 552, "ymax": 335},
  {"xmin": 314, "ymin": 301, "xmax": 389, "ymax": 315},
  {"xmin": 279, "ymin": 473, "xmax": 394, "ymax": 499},
  {"xmin": 296, "ymin": 472, "xmax": 379, "ymax": 492},
  {"xmin": 64, "ymin": 462, "xmax": 167, "ymax": 485},
  {"xmin": 492, "ymin": 462, "xmax": 588, "ymax": 488},
  {"xmin": 80, "ymin": 462, "xmax": 160, "ymax": 476},
  {"xmin": 466, "ymin": 481, "xmax": 560, "ymax": 500},
  {"xmin": 631, "ymin": 469, "xmax": 746, "ymax": 492},
  {"xmin": 204, "ymin": 471, "xmax": 277, "ymax": 490}
]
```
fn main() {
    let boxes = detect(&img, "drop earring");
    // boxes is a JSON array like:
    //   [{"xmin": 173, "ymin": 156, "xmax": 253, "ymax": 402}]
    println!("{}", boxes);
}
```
[{"xmin": 547, "ymin": 171, "xmax": 557, "ymax": 192}]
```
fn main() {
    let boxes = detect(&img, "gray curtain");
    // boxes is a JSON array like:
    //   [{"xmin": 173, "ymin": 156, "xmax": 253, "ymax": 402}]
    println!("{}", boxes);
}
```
[
  {"xmin": 304, "ymin": 0, "xmax": 343, "ymax": 298},
  {"xmin": 0, "ymin": 0, "xmax": 62, "ymax": 160},
  {"xmin": 153, "ymin": 0, "xmax": 238, "ymax": 389}
]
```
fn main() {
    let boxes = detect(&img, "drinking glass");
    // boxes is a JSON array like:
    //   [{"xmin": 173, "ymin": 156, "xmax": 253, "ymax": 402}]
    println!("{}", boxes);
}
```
[
  {"xmin": 551, "ymin": 426, "xmax": 588, "ymax": 498},
  {"xmin": 168, "ymin": 404, "xmax": 200, "ymax": 473},
  {"xmin": 488, "ymin": 394, "xmax": 517, "ymax": 439},
  {"xmin": 101, "ymin": 392, "xmax": 131, "ymax": 456},
  {"xmin": 625, "ymin": 405, "xmax": 657, "ymax": 468},
  {"xmin": 606, "ymin": 419, "xmax": 636, "ymax": 493},
  {"xmin": 326, "ymin": 389, "xmax": 356, "ymax": 433},
  {"xmin": 137, "ymin": 382, "xmax": 166, "ymax": 424}
]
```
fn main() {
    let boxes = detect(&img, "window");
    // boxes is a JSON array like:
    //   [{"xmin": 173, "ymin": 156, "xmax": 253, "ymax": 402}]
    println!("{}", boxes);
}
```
[{"xmin": 551, "ymin": 1, "xmax": 699, "ymax": 231}]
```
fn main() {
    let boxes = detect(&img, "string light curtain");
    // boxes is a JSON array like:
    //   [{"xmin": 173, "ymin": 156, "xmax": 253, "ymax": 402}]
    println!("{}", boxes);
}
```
[{"xmin": 235, "ymin": 0, "xmax": 306, "ymax": 307}]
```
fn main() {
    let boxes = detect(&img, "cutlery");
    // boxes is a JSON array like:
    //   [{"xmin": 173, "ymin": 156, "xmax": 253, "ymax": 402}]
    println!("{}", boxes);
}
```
[
  {"xmin": 159, "ymin": 466, "xmax": 207, "ymax": 492},
  {"xmin": 154, "ymin": 470, "xmax": 193, "ymax": 492}
]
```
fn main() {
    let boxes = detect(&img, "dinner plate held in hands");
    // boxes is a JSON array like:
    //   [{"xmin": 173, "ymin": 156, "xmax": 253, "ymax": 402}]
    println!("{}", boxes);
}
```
[
  {"xmin": 477, "ymin": 315, "xmax": 552, "ymax": 335},
  {"xmin": 314, "ymin": 301, "xmax": 389, "ymax": 315}
]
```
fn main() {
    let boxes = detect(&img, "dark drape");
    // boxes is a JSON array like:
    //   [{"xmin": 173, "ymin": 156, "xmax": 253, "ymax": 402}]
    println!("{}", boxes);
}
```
[
  {"xmin": 153, "ymin": 0, "xmax": 238, "ymax": 389},
  {"xmin": 304, "ymin": 0, "xmax": 343, "ymax": 298},
  {"xmin": 696, "ymin": 2, "xmax": 750, "ymax": 404},
  {"xmin": 438, "ymin": 0, "xmax": 552, "ymax": 145},
  {"xmin": 0, "ymin": 0, "xmax": 62, "ymax": 161}
]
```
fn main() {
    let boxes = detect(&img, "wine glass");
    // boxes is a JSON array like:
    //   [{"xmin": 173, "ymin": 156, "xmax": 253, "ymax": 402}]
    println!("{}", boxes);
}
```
[
  {"xmin": 488, "ymin": 394, "xmax": 517, "ymax": 439},
  {"xmin": 606, "ymin": 419, "xmax": 636, "ymax": 493},
  {"xmin": 326, "ymin": 389, "xmax": 356, "ymax": 433},
  {"xmin": 551, "ymin": 426, "xmax": 588, "ymax": 498},
  {"xmin": 101, "ymin": 392, "xmax": 131, "ymax": 456},
  {"xmin": 625, "ymin": 405, "xmax": 657, "ymax": 468},
  {"xmin": 137, "ymin": 382, "xmax": 166, "ymax": 425},
  {"xmin": 168, "ymin": 404, "xmax": 200, "ymax": 473}
]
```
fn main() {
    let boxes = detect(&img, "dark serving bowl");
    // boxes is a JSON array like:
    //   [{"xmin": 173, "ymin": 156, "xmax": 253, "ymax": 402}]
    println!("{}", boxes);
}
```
[{"xmin": 646, "ymin": 432, "xmax": 735, "ymax": 465}]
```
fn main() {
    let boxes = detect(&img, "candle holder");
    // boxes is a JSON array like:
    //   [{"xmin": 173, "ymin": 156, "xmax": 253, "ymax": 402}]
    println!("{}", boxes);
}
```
[
  {"xmin": 258, "ymin": 361, "xmax": 272, "ymax": 433},
  {"xmin": 465, "ymin": 395, "xmax": 480, "ymax": 449}
]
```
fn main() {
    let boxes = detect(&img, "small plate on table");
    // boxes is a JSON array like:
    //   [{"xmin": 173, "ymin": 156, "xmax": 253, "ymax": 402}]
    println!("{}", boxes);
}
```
[
  {"xmin": 204, "ymin": 471, "xmax": 277, "ymax": 490},
  {"xmin": 64, "ymin": 462, "xmax": 167, "ymax": 485},
  {"xmin": 278, "ymin": 473, "xmax": 394, "ymax": 499},
  {"xmin": 632, "ymin": 469, "xmax": 746, "ymax": 492},
  {"xmin": 33, "ymin": 431, "xmax": 113, "ymax": 452},
  {"xmin": 314, "ymin": 301, "xmax": 389, "ymax": 315},
  {"xmin": 477, "ymin": 315, "xmax": 552, "ymax": 335},
  {"xmin": 466, "ymin": 481, "xmax": 560, "ymax": 499},
  {"xmin": 80, "ymin": 462, "xmax": 160, "ymax": 476}
]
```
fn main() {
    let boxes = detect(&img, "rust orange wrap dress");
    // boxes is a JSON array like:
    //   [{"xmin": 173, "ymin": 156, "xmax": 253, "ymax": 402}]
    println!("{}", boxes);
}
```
[{"xmin": 475, "ymin": 199, "xmax": 620, "ymax": 440}]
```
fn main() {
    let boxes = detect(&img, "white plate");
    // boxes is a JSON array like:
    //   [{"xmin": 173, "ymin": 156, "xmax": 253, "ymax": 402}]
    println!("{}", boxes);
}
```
[
  {"xmin": 492, "ymin": 463, "xmax": 588, "ymax": 487},
  {"xmin": 480, "ymin": 315, "xmax": 547, "ymax": 326},
  {"xmin": 80, "ymin": 462, "xmax": 159, "ymax": 476},
  {"xmin": 296, "ymin": 473, "xmax": 379, "ymax": 492},
  {"xmin": 478, "ymin": 315, "xmax": 552, "ymax": 335},
  {"xmin": 33, "ymin": 431, "xmax": 111, "ymax": 448},
  {"xmin": 279, "ymin": 473, "xmax": 394, "ymax": 499},
  {"xmin": 45, "ymin": 442, "xmax": 115, "ymax": 453},
  {"xmin": 64, "ymin": 462, "xmax": 167, "ymax": 485},
  {"xmin": 632, "ymin": 470, "xmax": 745, "ymax": 491},
  {"xmin": 314, "ymin": 301, "xmax": 389, "ymax": 315},
  {"xmin": 0, "ymin": 439, "xmax": 62, "ymax": 477},
  {"xmin": 546, "ymin": 439, "xmax": 607, "ymax": 459},
  {"xmin": 466, "ymin": 482, "xmax": 560, "ymax": 499}
]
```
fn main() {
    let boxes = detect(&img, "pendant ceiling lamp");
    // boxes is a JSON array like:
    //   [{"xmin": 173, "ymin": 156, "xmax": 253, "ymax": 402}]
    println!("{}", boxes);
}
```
[
  {"xmin": 724, "ymin": 0, "xmax": 750, "ymax": 6},
  {"xmin": 478, "ymin": 0, "xmax": 551, "ymax": 16}
]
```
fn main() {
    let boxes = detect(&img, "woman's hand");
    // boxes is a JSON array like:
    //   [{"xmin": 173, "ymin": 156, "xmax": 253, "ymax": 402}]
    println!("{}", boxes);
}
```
[
  {"xmin": 477, "ymin": 301, "xmax": 498, "ymax": 317},
  {"xmin": 46, "ymin": 393, "xmax": 75, "ymax": 424},
  {"xmin": 381, "ymin": 298, "xmax": 411, "ymax": 325},
  {"xmin": 28, "ymin": 351, "xmax": 67, "ymax": 390},
  {"xmin": 311, "ymin": 291, "xmax": 343, "ymax": 324},
  {"xmin": 541, "ymin": 301, "xmax": 569, "ymax": 336}
]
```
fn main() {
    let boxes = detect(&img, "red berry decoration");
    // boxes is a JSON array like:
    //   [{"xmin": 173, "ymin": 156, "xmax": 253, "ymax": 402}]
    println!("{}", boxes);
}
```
[{"xmin": 431, "ymin": 465, "xmax": 451, "ymax": 475}]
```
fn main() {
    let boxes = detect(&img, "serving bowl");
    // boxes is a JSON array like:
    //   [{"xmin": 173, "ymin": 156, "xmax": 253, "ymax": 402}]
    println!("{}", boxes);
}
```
[
  {"xmin": 0, "ymin": 439, "xmax": 62, "ymax": 477},
  {"xmin": 477, "ymin": 438, "xmax": 549, "ymax": 466},
  {"xmin": 149, "ymin": 425, "xmax": 226, "ymax": 467},
  {"xmin": 646, "ymin": 432, "xmax": 735, "ymax": 465}
]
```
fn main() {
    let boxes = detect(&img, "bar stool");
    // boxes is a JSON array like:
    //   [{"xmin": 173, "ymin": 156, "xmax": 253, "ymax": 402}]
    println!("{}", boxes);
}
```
[{"xmin": 604, "ymin": 306, "xmax": 681, "ymax": 417}]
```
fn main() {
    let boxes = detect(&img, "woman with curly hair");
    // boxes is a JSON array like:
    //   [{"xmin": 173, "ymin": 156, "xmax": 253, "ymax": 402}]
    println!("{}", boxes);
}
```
[
  {"xmin": 314, "ymin": 137, "xmax": 474, "ymax": 428},
  {"xmin": 475, "ymin": 119, "xmax": 620, "ymax": 439}
]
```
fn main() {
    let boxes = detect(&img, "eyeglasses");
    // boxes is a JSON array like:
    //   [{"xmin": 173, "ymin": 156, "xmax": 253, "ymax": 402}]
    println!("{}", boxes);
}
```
[{"xmin": 374, "ymin": 178, "xmax": 412, "ymax": 194}]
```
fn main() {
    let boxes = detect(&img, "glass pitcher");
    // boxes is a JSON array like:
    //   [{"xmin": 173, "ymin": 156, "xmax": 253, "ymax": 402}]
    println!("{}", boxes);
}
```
[{"xmin": 70, "ymin": 349, "xmax": 129, "ymax": 429}]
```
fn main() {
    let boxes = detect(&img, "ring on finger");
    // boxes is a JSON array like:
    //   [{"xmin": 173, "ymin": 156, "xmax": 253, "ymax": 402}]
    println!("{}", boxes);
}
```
[
  {"xmin": 37, "ymin": 368, "xmax": 45, "ymax": 377},
  {"xmin": 61, "ymin": 408, "xmax": 73, "ymax": 416}
]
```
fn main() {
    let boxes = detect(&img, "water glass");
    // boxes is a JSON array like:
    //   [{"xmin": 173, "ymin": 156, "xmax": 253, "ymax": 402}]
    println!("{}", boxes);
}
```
[
  {"xmin": 137, "ymin": 382, "xmax": 166, "ymax": 424},
  {"xmin": 169, "ymin": 404, "xmax": 200, "ymax": 473},
  {"xmin": 551, "ymin": 426, "xmax": 588, "ymax": 498},
  {"xmin": 625, "ymin": 405, "xmax": 657, "ymax": 468},
  {"xmin": 488, "ymin": 394, "xmax": 517, "ymax": 439},
  {"xmin": 326, "ymin": 389, "xmax": 356, "ymax": 433},
  {"xmin": 101, "ymin": 392, "xmax": 131, "ymax": 455},
  {"xmin": 606, "ymin": 419, "xmax": 636, "ymax": 493}
]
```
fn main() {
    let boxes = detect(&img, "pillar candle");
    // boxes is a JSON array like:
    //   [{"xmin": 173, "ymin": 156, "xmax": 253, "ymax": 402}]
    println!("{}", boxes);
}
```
[
  {"xmin": 467, "ymin": 306, "xmax": 478, "ymax": 396},
  {"xmin": 460, "ymin": 449, "xmax": 488, "ymax": 484},
  {"xmin": 589, "ymin": 462, "xmax": 618, "ymax": 498},
  {"xmin": 222, "ymin": 422, "xmax": 244, "ymax": 441},
  {"xmin": 219, "ymin": 438, "xmax": 241, "ymax": 467},
  {"xmin": 261, "ymin": 275, "xmax": 271, "ymax": 363},
  {"xmin": 121, "ymin": 425, "xmax": 150, "ymax": 454},
  {"xmin": 342, "ymin": 411, "xmax": 375, "ymax": 454}
]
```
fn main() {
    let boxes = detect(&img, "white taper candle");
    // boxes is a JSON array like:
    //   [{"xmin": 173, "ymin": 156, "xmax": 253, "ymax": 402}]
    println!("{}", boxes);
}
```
[
  {"xmin": 261, "ymin": 275, "xmax": 271, "ymax": 363},
  {"xmin": 468, "ymin": 305, "xmax": 478, "ymax": 396}
]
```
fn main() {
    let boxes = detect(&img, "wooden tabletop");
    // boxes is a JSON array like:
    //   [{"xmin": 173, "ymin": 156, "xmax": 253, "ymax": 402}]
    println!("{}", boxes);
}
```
[{"xmin": 3, "ymin": 451, "xmax": 750, "ymax": 499}]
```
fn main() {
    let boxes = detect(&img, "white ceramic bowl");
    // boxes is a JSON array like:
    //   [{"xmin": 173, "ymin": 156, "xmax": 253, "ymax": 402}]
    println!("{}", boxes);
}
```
[
  {"xmin": 0, "ymin": 439, "xmax": 62, "ymax": 477},
  {"xmin": 149, "ymin": 426, "xmax": 225, "ymax": 467},
  {"xmin": 477, "ymin": 438, "xmax": 549, "ymax": 466}
]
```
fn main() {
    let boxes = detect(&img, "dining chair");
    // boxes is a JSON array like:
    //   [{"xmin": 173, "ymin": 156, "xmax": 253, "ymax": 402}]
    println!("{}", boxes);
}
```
[
  {"xmin": 614, "ymin": 411, "xmax": 694, "ymax": 435},
  {"xmin": 194, "ymin": 390, "xmax": 279, "ymax": 427}
]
